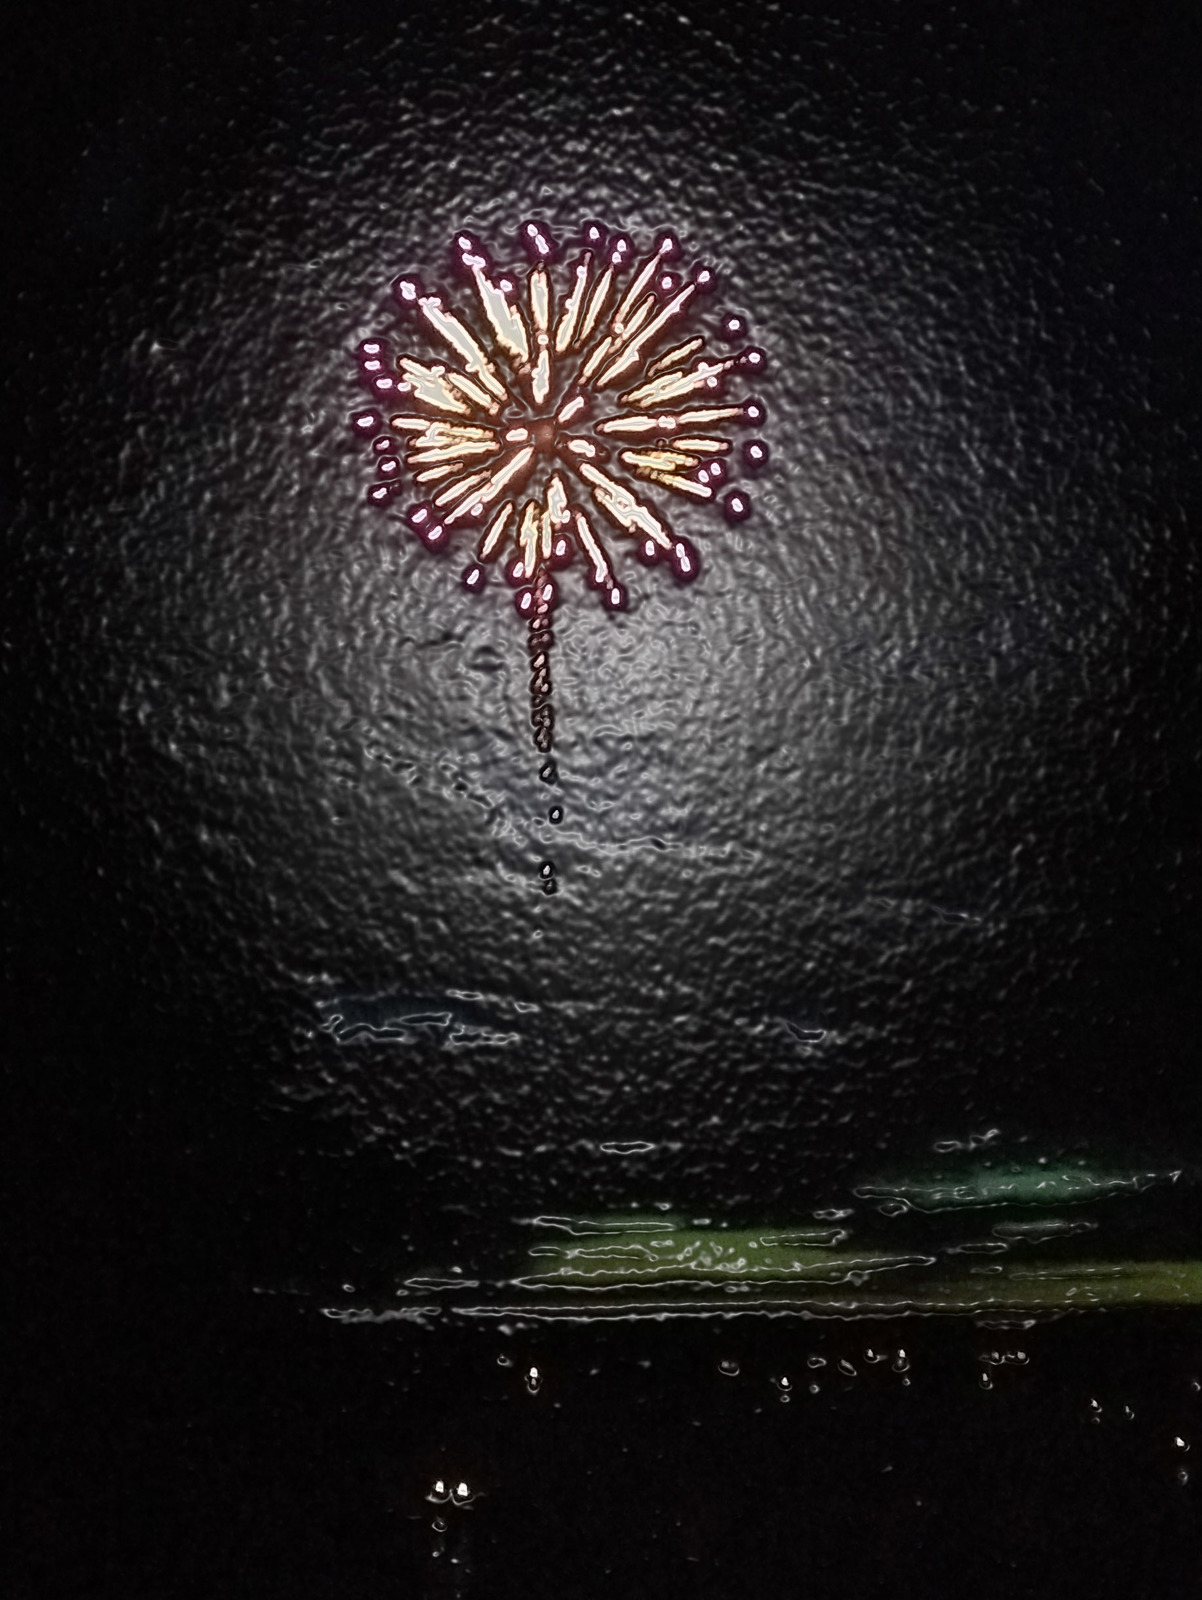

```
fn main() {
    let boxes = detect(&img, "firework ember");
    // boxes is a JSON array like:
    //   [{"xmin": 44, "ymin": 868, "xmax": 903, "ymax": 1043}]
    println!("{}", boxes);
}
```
[{"xmin": 352, "ymin": 221, "xmax": 767, "ymax": 766}]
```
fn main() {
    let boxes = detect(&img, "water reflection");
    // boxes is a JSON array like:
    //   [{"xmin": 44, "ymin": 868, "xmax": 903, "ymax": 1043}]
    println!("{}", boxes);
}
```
[
  {"xmin": 317, "ymin": 990, "xmax": 521, "ymax": 1050},
  {"xmin": 306, "ymin": 1154, "xmax": 1202, "ymax": 1325}
]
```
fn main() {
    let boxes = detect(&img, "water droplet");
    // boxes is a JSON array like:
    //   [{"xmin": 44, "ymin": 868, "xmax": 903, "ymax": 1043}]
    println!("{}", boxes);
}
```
[
  {"xmin": 539, "ymin": 861, "xmax": 555, "ymax": 879},
  {"xmin": 539, "ymin": 761, "xmax": 558, "ymax": 785},
  {"xmin": 548, "ymin": 806, "xmax": 563, "ymax": 824},
  {"xmin": 525, "ymin": 1364, "xmax": 542, "ymax": 1394}
]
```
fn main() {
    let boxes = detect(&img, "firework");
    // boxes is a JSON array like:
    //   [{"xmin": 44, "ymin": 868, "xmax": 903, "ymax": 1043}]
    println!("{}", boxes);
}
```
[{"xmin": 351, "ymin": 221, "xmax": 767, "ymax": 764}]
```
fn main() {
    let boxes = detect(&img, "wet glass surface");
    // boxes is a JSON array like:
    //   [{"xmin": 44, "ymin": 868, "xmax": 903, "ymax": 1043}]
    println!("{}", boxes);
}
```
[{"xmin": 6, "ymin": 2, "xmax": 1202, "ymax": 1594}]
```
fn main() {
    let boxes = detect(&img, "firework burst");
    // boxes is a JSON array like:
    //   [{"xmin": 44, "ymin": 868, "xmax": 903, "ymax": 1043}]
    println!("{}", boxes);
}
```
[{"xmin": 351, "ymin": 221, "xmax": 768, "ymax": 766}]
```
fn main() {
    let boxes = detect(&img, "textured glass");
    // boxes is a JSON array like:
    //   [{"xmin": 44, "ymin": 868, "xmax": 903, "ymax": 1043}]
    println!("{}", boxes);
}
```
[{"xmin": 7, "ymin": 3, "xmax": 1202, "ymax": 1595}]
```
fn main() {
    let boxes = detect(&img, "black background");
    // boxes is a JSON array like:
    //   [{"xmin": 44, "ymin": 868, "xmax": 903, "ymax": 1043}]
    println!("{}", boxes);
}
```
[{"xmin": 5, "ymin": 1, "xmax": 1202, "ymax": 1594}]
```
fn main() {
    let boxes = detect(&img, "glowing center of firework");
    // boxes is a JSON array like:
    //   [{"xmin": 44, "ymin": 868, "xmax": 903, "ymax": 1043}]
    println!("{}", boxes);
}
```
[
  {"xmin": 503, "ymin": 416, "xmax": 572, "ymax": 458},
  {"xmin": 527, "ymin": 418, "xmax": 559, "ymax": 454}
]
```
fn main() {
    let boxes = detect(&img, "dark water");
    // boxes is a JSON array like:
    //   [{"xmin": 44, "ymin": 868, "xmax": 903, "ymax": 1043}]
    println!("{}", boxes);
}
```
[{"xmin": 5, "ymin": 2, "xmax": 1202, "ymax": 1594}]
